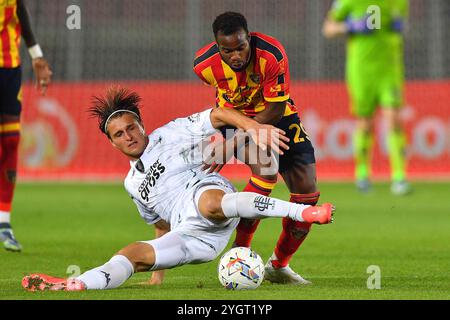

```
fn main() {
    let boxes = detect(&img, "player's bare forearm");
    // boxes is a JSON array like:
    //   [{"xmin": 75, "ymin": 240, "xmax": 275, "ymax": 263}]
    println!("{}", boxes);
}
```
[
  {"xmin": 253, "ymin": 101, "xmax": 285, "ymax": 125},
  {"xmin": 18, "ymin": 0, "xmax": 53, "ymax": 95},
  {"xmin": 322, "ymin": 18, "xmax": 348, "ymax": 39},
  {"xmin": 210, "ymin": 106, "xmax": 289, "ymax": 149},
  {"xmin": 207, "ymin": 107, "xmax": 289, "ymax": 168},
  {"xmin": 210, "ymin": 107, "xmax": 259, "ymax": 131},
  {"xmin": 17, "ymin": 0, "xmax": 37, "ymax": 47}
]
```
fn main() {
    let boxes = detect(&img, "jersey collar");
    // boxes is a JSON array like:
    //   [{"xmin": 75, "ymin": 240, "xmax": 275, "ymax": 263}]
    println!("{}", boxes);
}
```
[{"xmin": 130, "ymin": 135, "xmax": 153, "ymax": 173}]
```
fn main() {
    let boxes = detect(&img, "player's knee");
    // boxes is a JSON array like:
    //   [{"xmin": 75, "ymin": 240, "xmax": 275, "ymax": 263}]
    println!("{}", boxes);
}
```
[
  {"xmin": 198, "ymin": 190, "xmax": 227, "ymax": 222},
  {"xmin": 117, "ymin": 242, "xmax": 155, "ymax": 272},
  {"xmin": 249, "ymin": 164, "xmax": 278, "ymax": 181},
  {"xmin": 357, "ymin": 118, "xmax": 374, "ymax": 133},
  {"xmin": 385, "ymin": 111, "xmax": 402, "ymax": 132}
]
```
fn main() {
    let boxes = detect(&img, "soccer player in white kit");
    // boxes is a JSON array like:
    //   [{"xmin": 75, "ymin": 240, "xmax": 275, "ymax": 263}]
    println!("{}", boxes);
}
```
[{"xmin": 22, "ymin": 87, "xmax": 335, "ymax": 291}]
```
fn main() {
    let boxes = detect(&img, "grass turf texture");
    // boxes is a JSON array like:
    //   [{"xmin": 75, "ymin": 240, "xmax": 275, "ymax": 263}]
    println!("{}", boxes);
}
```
[{"xmin": 1, "ymin": 181, "xmax": 449, "ymax": 300}]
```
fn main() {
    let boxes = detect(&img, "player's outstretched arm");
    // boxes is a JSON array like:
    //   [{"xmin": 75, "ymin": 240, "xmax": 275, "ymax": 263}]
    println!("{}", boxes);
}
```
[
  {"xmin": 210, "ymin": 107, "xmax": 290, "ymax": 154},
  {"xmin": 204, "ymin": 107, "xmax": 290, "ymax": 173},
  {"xmin": 209, "ymin": 106, "xmax": 257, "ymax": 132},
  {"xmin": 322, "ymin": 17, "xmax": 348, "ymax": 39},
  {"xmin": 17, "ymin": 0, "xmax": 53, "ymax": 95}
]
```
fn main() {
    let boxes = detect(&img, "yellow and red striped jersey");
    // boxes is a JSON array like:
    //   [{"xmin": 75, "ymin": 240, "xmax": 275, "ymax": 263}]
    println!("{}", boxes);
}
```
[
  {"xmin": 194, "ymin": 32, "xmax": 297, "ymax": 117},
  {"xmin": 0, "ymin": 0, "xmax": 21, "ymax": 68}
]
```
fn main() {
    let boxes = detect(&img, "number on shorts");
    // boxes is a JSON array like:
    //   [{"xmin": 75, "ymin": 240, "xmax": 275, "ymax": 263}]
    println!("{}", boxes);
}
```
[{"xmin": 289, "ymin": 123, "xmax": 310, "ymax": 143}]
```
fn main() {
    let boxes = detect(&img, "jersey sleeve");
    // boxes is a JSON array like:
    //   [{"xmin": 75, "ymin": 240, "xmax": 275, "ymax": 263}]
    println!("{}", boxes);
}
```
[
  {"xmin": 170, "ymin": 108, "xmax": 217, "ymax": 138},
  {"xmin": 193, "ymin": 65, "xmax": 214, "ymax": 86},
  {"xmin": 131, "ymin": 195, "xmax": 162, "ymax": 225},
  {"xmin": 193, "ymin": 44, "xmax": 219, "ymax": 87},
  {"xmin": 262, "ymin": 56, "xmax": 290, "ymax": 103},
  {"xmin": 328, "ymin": 0, "xmax": 353, "ymax": 21}
]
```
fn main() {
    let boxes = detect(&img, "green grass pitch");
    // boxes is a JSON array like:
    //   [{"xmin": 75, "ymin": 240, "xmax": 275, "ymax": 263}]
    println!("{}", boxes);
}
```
[{"xmin": 1, "ymin": 181, "xmax": 449, "ymax": 300}]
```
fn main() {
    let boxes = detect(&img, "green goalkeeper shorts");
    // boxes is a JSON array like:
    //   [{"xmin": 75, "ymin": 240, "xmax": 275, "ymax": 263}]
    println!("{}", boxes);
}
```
[{"xmin": 347, "ymin": 74, "xmax": 404, "ymax": 118}]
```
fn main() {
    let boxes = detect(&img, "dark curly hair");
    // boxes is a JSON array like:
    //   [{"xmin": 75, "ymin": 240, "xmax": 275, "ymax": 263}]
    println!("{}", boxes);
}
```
[{"xmin": 213, "ymin": 12, "xmax": 248, "ymax": 38}]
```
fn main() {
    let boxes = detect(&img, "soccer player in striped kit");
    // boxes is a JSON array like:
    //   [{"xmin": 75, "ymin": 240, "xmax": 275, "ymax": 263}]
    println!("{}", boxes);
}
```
[
  {"xmin": 194, "ymin": 12, "xmax": 321, "ymax": 284},
  {"xmin": 0, "ymin": 0, "xmax": 52, "ymax": 251}
]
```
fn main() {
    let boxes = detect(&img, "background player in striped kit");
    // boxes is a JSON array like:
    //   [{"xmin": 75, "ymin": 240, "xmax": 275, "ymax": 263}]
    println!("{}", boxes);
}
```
[{"xmin": 0, "ymin": 0, "xmax": 52, "ymax": 251}]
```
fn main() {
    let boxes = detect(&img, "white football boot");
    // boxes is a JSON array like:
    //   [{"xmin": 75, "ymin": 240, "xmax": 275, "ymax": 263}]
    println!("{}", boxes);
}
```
[
  {"xmin": 0, "ymin": 223, "xmax": 22, "ymax": 252},
  {"xmin": 264, "ymin": 253, "xmax": 311, "ymax": 285}
]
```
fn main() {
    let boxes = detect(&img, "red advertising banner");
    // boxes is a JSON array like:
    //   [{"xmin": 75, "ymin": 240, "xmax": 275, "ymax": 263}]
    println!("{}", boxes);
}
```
[{"xmin": 19, "ymin": 81, "xmax": 450, "ymax": 181}]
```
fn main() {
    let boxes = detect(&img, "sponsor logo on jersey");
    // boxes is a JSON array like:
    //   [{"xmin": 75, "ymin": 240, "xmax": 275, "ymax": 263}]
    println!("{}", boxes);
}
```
[
  {"xmin": 138, "ymin": 159, "xmax": 166, "ymax": 202},
  {"xmin": 250, "ymin": 73, "xmax": 261, "ymax": 84}
]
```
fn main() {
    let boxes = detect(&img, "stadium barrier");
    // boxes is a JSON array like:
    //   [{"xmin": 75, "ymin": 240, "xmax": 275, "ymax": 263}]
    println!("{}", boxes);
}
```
[{"xmin": 19, "ymin": 81, "xmax": 450, "ymax": 181}]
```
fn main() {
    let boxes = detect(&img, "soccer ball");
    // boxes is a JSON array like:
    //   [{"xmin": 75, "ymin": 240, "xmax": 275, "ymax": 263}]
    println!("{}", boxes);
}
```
[{"xmin": 218, "ymin": 246, "xmax": 265, "ymax": 290}]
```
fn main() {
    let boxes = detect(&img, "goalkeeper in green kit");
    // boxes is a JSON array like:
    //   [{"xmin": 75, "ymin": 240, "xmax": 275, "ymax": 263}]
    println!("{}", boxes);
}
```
[{"xmin": 322, "ymin": 0, "xmax": 411, "ymax": 195}]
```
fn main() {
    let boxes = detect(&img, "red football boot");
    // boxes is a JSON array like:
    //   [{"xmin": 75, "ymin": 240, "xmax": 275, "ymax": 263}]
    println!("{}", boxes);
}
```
[
  {"xmin": 22, "ymin": 273, "xmax": 86, "ymax": 291},
  {"xmin": 302, "ymin": 203, "xmax": 335, "ymax": 224}
]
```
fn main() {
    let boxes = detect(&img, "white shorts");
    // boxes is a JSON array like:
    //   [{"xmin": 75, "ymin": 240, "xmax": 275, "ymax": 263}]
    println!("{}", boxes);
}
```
[{"xmin": 139, "ymin": 174, "xmax": 240, "ymax": 271}]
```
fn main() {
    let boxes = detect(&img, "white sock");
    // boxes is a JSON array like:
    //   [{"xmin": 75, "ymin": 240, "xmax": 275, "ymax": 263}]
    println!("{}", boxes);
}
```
[
  {"xmin": 76, "ymin": 255, "xmax": 134, "ymax": 290},
  {"xmin": 0, "ymin": 211, "xmax": 11, "ymax": 224},
  {"xmin": 221, "ymin": 192, "xmax": 310, "ymax": 222}
]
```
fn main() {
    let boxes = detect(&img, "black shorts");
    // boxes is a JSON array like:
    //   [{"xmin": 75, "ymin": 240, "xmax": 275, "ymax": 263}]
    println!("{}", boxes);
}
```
[
  {"xmin": 0, "ymin": 67, "xmax": 22, "ymax": 116},
  {"xmin": 219, "ymin": 113, "xmax": 316, "ymax": 173}
]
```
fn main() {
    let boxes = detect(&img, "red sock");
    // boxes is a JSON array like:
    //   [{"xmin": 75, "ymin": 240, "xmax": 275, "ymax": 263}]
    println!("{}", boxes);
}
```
[
  {"xmin": 0, "ymin": 132, "xmax": 20, "ymax": 212},
  {"xmin": 234, "ymin": 175, "xmax": 277, "ymax": 247},
  {"xmin": 272, "ymin": 191, "xmax": 320, "ymax": 268}
]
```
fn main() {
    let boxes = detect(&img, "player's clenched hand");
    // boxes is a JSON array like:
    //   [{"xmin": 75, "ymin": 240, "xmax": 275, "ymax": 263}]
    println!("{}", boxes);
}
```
[
  {"xmin": 32, "ymin": 57, "xmax": 53, "ymax": 96},
  {"xmin": 246, "ymin": 124, "xmax": 290, "ymax": 155}
]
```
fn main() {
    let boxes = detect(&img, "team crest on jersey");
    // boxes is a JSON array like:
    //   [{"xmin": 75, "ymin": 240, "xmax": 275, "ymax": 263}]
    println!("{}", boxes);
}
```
[
  {"xmin": 187, "ymin": 113, "xmax": 201, "ymax": 123},
  {"xmin": 138, "ymin": 159, "xmax": 166, "ymax": 202},
  {"xmin": 249, "ymin": 74, "xmax": 261, "ymax": 84},
  {"xmin": 222, "ymin": 93, "xmax": 232, "ymax": 103}
]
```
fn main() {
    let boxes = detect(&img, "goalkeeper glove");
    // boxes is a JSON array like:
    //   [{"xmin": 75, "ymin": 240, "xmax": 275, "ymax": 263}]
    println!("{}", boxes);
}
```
[
  {"xmin": 345, "ymin": 15, "xmax": 373, "ymax": 34},
  {"xmin": 391, "ymin": 18, "xmax": 404, "ymax": 33}
]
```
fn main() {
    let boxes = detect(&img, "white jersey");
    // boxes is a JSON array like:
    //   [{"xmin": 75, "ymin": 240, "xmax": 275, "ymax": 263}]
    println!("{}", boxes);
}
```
[{"xmin": 124, "ymin": 108, "xmax": 234, "ymax": 232}]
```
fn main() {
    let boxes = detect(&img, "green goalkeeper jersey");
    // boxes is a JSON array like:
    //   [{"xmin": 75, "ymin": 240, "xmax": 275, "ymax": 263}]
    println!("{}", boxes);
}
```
[{"xmin": 329, "ymin": 0, "xmax": 409, "ymax": 115}]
